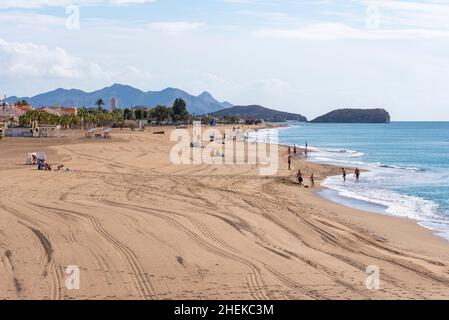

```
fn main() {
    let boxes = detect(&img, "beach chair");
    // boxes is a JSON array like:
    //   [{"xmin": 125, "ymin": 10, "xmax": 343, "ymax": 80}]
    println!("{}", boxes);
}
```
[
  {"xmin": 102, "ymin": 128, "xmax": 112, "ymax": 139},
  {"xmin": 85, "ymin": 128, "xmax": 96, "ymax": 139}
]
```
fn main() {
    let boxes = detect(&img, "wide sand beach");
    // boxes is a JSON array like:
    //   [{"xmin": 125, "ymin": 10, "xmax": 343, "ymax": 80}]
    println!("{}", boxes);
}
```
[{"xmin": 1, "ymin": 126, "xmax": 449, "ymax": 300}]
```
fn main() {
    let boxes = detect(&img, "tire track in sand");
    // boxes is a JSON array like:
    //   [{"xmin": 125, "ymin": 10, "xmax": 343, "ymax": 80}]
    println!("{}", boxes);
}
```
[
  {"xmin": 101, "ymin": 200, "xmax": 271, "ymax": 300},
  {"xmin": 28, "ymin": 202, "xmax": 156, "ymax": 300},
  {"xmin": 0, "ymin": 201, "xmax": 62, "ymax": 300}
]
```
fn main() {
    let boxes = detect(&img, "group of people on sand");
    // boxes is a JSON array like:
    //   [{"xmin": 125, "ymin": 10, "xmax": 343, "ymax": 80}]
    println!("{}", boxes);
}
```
[
  {"xmin": 287, "ymin": 142, "xmax": 309, "ymax": 170},
  {"xmin": 287, "ymin": 141, "xmax": 309, "ymax": 158},
  {"xmin": 287, "ymin": 142, "xmax": 314, "ymax": 188},
  {"xmin": 341, "ymin": 168, "xmax": 361, "ymax": 182},
  {"xmin": 296, "ymin": 169, "xmax": 314, "ymax": 188},
  {"xmin": 287, "ymin": 145, "xmax": 297, "ymax": 156},
  {"xmin": 32, "ymin": 154, "xmax": 68, "ymax": 172},
  {"xmin": 287, "ymin": 142, "xmax": 362, "ymax": 188}
]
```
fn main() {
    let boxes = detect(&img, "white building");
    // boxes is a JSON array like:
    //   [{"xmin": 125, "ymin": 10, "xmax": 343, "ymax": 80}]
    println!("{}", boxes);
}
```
[
  {"xmin": 1, "ymin": 100, "xmax": 11, "ymax": 119},
  {"xmin": 110, "ymin": 97, "xmax": 118, "ymax": 112}
]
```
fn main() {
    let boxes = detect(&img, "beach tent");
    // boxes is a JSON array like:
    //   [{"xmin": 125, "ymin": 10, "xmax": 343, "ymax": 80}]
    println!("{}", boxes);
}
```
[
  {"xmin": 85, "ymin": 128, "xmax": 96, "ymax": 138},
  {"xmin": 101, "ymin": 128, "xmax": 112, "ymax": 139},
  {"xmin": 27, "ymin": 152, "xmax": 46, "ymax": 165}
]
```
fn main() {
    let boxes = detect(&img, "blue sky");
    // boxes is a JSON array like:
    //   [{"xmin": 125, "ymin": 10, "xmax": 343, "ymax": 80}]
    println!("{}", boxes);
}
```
[{"xmin": 1, "ymin": 0, "xmax": 449, "ymax": 120}]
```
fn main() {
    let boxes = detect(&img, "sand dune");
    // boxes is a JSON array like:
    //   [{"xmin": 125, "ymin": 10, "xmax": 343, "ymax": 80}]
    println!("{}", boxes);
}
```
[{"xmin": 1, "ymin": 128, "xmax": 449, "ymax": 300}]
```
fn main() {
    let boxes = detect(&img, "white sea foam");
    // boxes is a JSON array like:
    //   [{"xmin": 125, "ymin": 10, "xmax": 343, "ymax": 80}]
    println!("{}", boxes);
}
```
[
  {"xmin": 317, "ymin": 154, "xmax": 449, "ymax": 238},
  {"xmin": 322, "ymin": 175, "xmax": 439, "ymax": 221},
  {"xmin": 322, "ymin": 148, "xmax": 365, "ymax": 157},
  {"xmin": 276, "ymin": 124, "xmax": 449, "ymax": 241}
]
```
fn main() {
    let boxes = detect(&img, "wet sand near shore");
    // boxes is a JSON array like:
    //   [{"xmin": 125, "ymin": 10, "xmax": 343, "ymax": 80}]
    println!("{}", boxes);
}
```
[{"xmin": 1, "ymin": 126, "xmax": 449, "ymax": 300}]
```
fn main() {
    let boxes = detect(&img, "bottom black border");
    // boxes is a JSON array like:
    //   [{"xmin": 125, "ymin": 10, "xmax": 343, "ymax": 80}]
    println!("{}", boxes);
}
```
[{"xmin": 1, "ymin": 300, "xmax": 447, "ymax": 319}]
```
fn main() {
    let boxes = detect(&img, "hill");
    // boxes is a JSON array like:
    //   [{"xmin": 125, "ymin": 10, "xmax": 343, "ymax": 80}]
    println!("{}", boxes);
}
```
[
  {"xmin": 208, "ymin": 105, "xmax": 307, "ymax": 122},
  {"xmin": 5, "ymin": 84, "xmax": 233, "ymax": 115},
  {"xmin": 310, "ymin": 108, "xmax": 391, "ymax": 123}
]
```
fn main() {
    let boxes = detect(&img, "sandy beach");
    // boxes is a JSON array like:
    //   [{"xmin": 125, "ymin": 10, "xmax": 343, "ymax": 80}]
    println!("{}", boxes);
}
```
[{"xmin": 1, "ymin": 126, "xmax": 449, "ymax": 300}]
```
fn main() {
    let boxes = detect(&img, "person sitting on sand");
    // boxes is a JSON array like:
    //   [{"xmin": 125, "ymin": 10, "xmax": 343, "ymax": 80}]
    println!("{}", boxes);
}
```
[
  {"xmin": 36, "ymin": 158, "xmax": 52, "ymax": 171},
  {"xmin": 355, "ymin": 168, "xmax": 361, "ymax": 181},
  {"xmin": 310, "ymin": 173, "xmax": 315, "ymax": 188},
  {"xmin": 297, "ymin": 170, "xmax": 303, "ymax": 187},
  {"xmin": 37, "ymin": 158, "xmax": 45, "ymax": 170},
  {"xmin": 288, "ymin": 155, "xmax": 292, "ymax": 170},
  {"xmin": 342, "ymin": 168, "xmax": 347, "ymax": 182}
]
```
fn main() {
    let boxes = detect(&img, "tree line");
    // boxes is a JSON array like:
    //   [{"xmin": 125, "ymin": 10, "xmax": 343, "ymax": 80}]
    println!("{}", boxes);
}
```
[
  {"xmin": 19, "ymin": 108, "xmax": 125, "ymax": 129},
  {"xmin": 18, "ymin": 97, "xmax": 242, "ymax": 129}
]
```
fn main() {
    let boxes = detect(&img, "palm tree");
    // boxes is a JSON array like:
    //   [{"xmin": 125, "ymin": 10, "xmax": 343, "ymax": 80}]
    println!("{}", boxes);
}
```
[
  {"xmin": 95, "ymin": 99, "xmax": 105, "ymax": 111},
  {"xmin": 69, "ymin": 115, "xmax": 80, "ymax": 129},
  {"xmin": 78, "ymin": 107, "xmax": 89, "ymax": 129},
  {"xmin": 59, "ymin": 115, "xmax": 71, "ymax": 129}
]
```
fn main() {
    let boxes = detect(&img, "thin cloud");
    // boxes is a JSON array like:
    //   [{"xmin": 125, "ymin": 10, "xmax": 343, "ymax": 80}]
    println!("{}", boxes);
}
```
[
  {"xmin": 254, "ymin": 23, "xmax": 449, "ymax": 39},
  {"xmin": 0, "ymin": 0, "xmax": 156, "ymax": 9},
  {"xmin": 147, "ymin": 21, "xmax": 206, "ymax": 34},
  {"xmin": 364, "ymin": 0, "xmax": 449, "ymax": 30}
]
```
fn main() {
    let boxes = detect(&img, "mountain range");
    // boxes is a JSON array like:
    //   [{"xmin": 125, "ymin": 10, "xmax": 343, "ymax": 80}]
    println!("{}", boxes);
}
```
[
  {"xmin": 5, "ymin": 84, "xmax": 233, "ymax": 115},
  {"xmin": 5, "ymin": 84, "xmax": 390, "ymax": 123}
]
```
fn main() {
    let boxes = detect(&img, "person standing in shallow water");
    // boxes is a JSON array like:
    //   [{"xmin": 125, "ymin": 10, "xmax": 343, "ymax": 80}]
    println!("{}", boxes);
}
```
[
  {"xmin": 342, "ymin": 168, "xmax": 347, "ymax": 182},
  {"xmin": 310, "ymin": 173, "xmax": 315, "ymax": 188},
  {"xmin": 355, "ymin": 168, "xmax": 361, "ymax": 181}
]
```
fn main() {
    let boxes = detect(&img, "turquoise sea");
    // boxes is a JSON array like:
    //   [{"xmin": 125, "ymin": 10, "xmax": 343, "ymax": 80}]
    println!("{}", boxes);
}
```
[{"xmin": 276, "ymin": 122, "xmax": 449, "ymax": 240}]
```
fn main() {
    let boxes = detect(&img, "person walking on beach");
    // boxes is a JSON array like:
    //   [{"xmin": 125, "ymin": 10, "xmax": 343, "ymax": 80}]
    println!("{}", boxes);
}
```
[
  {"xmin": 342, "ymin": 168, "xmax": 347, "ymax": 182},
  {"xmin": 288, "ymin": 155, "xmax": 292, "ymax": 170},
  {"xmin": 288, "ymin": 146, "xmax": 291, "ymax": 155},
  {"xmin": 310, "ymin": 173, "xmax": 315, "ymax": 188},
  {"xmin": 294, "ymin": 144, "xmax": 297, "ymax": 154},
  {"xmin": 355, "ymin": 168, "xmax": 361, "ymax": 181},
  {"xmin": 297, "ymin": 170, "xmax": 303, "ymax": 187}
]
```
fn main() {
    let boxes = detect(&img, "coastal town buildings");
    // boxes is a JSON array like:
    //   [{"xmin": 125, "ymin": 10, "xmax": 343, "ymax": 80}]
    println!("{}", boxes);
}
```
[
  {"xmin": 1, "ymin": 101, "xmax": 32, "ymax": 119},
  {"xmin": 40, "ymin": 106, "xmax": 78, "ymax": 116}
]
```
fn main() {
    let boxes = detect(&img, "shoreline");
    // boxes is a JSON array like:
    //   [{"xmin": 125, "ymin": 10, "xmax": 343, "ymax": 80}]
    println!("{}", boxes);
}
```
[
  {"xmin": 1, "ymin": 126, "xmax": 449, "ymax": 299},
  {"xmin": 262, "ymin": 124, "xmax": 449, "ymax": 243}
]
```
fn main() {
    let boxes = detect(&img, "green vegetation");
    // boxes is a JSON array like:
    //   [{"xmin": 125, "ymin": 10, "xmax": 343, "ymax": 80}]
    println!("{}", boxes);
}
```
[
  {"xmin": 172, "ymin": 98, "xmax": 189, "ymax": 124},
  {"xmin": 209, "ymin": 105, "xmax": 307, "ymax": 122},
  {"xmin": 122, "ymin": 98, "xmax": 213, "ymax": 125},
  {"xmin": 310, "ymin": 108, "xmax": 391, "ymax": 123},
  {"xmin": 17, "ymin": 97, "xmax": 245, "ymax": 129},
  {"xmin": 95, "ymin": 98, "xmax": 105, "ymax": 112},
  {"xmin": 16, "ymin": 100, "xmax": 29, "ymax": 106},
  {"xmin": 149, "ymin": 105, "xmax": 172, "ymax": 124},
  {"xmin": 19, "ymin": 108, "xmax": 125, "ymax": 129}
]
